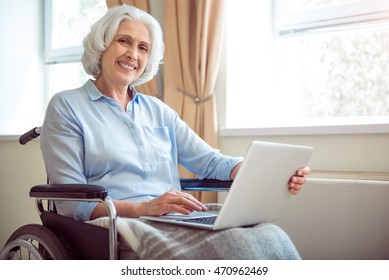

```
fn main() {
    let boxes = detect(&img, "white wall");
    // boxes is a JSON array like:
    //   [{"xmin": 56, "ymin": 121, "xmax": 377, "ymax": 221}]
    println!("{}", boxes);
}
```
[
  {"xmin": 217, "ymin": 134, "xmax": 389, "ymax": 259},
  {"xmin": 0, "ymin": 140, "xmax": 45, "ymax": 247}
]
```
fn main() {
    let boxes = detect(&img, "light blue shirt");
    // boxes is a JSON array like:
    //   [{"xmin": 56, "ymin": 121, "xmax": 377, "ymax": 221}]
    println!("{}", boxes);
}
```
[{"xmin": 40, "ymin": 80, "xmax": 243, "ymax": 221}]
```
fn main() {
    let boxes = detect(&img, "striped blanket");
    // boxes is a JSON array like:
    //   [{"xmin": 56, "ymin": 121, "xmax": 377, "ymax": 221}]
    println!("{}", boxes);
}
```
[{"xmin": 88, "ymin": 204, "xmax": 300, "ymax": 260}]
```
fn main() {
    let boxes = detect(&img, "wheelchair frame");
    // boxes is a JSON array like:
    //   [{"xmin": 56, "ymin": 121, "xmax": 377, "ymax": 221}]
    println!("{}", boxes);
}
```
[{"xmin": 0, "ymin": 127, "xmax": 231, "ymax": 260}]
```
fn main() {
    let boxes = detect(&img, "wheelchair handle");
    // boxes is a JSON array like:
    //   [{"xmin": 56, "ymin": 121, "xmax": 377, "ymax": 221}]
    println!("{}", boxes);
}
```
[{"xmin": 19, "ymin": 127, "xmax": 41, "ymax": 145}]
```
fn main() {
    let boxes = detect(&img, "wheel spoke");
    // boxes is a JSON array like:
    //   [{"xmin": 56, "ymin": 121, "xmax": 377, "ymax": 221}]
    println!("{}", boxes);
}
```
[{"xmin": 0, "ymin": 224, "xmax": 73, "ymax": 260}]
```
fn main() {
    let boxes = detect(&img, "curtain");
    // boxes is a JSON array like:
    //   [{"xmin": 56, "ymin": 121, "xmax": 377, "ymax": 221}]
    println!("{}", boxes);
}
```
[
  {"xmin": 106, "ymin": 0, "xmax": 160, "ymax": 98},
  {"xmin": 164, "ymin": 0, "xmax": 226, "ymax": 203}
]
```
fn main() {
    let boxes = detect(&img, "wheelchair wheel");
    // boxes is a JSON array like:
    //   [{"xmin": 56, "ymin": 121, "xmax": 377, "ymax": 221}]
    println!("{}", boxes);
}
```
[{"xmin": 0, "ymin": 224, "xmax": 73, "ymax": 260}]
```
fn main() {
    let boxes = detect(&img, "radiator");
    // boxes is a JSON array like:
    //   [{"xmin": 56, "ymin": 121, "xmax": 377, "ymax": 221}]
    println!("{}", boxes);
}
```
[
  {"xmin": 307, "ymin": 177, "xmax": 389, "ymax": 187},
  {"xmin": 306, "ymin": 170, "xmax": 389, "ymax": 187}
]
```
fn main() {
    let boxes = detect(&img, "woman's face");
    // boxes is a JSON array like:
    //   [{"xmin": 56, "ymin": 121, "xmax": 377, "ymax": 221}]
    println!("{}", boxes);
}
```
[{"xmin": 99, "ymin": 20, "xmax": 151, "ymax": 87}]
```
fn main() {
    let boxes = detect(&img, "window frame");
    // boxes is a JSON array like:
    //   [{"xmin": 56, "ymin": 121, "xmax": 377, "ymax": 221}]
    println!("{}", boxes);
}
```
[
  {"xmin": 42, "ymin": 0, "xmax": 108, "ymax": 106},
  {"xmin": 222, "ymin": 0, "xmax": 389, "ymax": 136},
  {"xmin": 43, "ymin": 0, "xmax": 85, "ymax": 64},
  {"xmin": 219, "ymin": 116, "xmax": 389, "ymax": 136},
  {"xmin": 276, "ymin": 0, "xmax": 389, "ymax": 35}
]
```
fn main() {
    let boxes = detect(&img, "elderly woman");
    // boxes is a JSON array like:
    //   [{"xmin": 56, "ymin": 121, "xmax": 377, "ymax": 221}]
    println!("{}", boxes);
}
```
[{"xmin": 40, "ymin": 5, "xmax": 310, "ymax": 259}]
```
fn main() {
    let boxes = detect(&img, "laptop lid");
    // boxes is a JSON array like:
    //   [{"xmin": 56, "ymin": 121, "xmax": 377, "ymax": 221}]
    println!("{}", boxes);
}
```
[{"xmin": 212, "ymin": 140, "xmax": 313, "ymax": 230}]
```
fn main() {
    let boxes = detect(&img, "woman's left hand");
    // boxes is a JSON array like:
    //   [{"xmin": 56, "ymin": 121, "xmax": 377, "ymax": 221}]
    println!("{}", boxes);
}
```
[{"xmin": 288, "ymin": 167, "xmax": 311, "ymax": 195}]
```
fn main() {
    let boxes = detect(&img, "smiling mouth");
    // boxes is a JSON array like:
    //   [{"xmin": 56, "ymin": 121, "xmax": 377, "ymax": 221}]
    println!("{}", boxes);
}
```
[{"xmin": 118, "ymin": 61, "xmax": 136, "ymax": 71}]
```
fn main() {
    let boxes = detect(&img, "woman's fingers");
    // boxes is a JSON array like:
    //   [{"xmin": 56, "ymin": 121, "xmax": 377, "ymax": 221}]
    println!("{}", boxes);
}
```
[
  {"xmin": 145, "ymin": 189, "xmax": 207, "ymax": 216},
  {"xmin": 297, "ymin": 166, "xmax": 311, "ymax": 176},
  {"xmin": 179, "ymin": 193, "xmax": 208, "ymax": 211},
  {"xmin": 288, "ymin": 166, "xmax": 311, "ymax": 195}
]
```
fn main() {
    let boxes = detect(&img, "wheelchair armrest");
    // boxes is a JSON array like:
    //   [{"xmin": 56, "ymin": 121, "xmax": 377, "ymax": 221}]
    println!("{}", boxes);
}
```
[
  {"xmin": 29, "ymin": 179, "xmax": 230, "ymax": 201},
  {"xmin": 180, "ymin": 178, "xmax": 232, "ymax": 192},
  {"xmin": 29, "ymin": 184, "xmax": 108, "ymax": 200}
]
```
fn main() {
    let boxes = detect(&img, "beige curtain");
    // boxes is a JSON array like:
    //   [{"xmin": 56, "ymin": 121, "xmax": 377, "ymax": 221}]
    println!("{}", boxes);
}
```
[
  {"xmin": 106, "ymin": 0, "xmax": 160, "ymax": 98},
  {"xmin": 164, "ymin": 0, "xmax": 226, "ymax": 203}
]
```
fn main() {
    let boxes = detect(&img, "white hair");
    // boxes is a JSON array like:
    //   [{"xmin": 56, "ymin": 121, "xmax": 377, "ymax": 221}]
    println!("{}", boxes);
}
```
[{"xmin": 81, "ymin": 5, "xmax": 164, "ymax": 86}]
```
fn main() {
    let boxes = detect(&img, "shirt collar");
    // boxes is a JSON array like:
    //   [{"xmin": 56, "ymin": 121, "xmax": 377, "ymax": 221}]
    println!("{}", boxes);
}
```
[
  {"xmin": 84, "ymin": 79, "xmax": 140, "ymax": 104},
  {"xmin": 130, "ymin": 86, "xmax": 140, "ymax": 104}
]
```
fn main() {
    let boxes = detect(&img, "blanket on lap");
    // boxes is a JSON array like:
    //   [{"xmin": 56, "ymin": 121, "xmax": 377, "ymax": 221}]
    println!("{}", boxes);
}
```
[{"xmin": 87, "ymin": 204, "xmax": 300, "ymax": 260}]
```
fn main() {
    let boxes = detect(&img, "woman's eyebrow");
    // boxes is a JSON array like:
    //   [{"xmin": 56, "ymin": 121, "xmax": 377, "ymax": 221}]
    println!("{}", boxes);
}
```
[{"xmin": 115, "ymin": 34, "xmax": 150, "ymax": 46}]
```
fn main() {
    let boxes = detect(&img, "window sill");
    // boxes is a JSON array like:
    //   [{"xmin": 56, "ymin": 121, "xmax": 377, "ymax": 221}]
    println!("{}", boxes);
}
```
[{"xmin": 219, "ymin": 122, "xmax": 389, "ymax": 136}]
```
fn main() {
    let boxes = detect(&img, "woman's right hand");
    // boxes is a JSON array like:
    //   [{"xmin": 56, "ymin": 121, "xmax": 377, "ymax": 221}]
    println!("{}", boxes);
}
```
[{"xmin": 140, "ymin": 189, "xmax": 208, "ymax": 216}]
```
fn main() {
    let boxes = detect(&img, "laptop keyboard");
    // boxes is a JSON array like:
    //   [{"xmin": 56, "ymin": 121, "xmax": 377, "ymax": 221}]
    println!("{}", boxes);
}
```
[{"xmin": 182, "ymin": 216, "xmax": 217, "ymax": 225}]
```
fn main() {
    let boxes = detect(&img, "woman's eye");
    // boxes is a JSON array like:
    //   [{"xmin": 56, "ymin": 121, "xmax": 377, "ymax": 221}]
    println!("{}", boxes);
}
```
[
  {"xmin": 139, "ymin": 45, "xmax": 149, "ymax": 53},
  {"xmin": 118, "ymin": 38, "xmax": 128, "ymax": 44}
]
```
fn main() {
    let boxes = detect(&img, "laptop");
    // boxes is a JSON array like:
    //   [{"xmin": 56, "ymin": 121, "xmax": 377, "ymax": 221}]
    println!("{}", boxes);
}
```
[{"xmin": 140, "ymin": 140, "xmax": 313, "ymax": 230}]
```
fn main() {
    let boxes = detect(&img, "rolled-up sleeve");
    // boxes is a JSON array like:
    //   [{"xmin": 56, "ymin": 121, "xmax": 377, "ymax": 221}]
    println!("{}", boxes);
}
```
[{"xmin": 174, "ymin": 116, "xmax": 243, "ymax": 180}]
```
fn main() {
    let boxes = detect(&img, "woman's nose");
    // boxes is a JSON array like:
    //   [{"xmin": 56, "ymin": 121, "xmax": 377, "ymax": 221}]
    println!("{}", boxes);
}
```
[{"xmin": 126, "ymin": 47, "xmax": 138, "ymax": 61}]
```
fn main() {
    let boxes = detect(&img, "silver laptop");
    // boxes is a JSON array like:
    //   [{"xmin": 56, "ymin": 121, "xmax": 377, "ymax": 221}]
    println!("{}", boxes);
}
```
[{"xmin": 140, "ymin": 141, "xmax": 313, "ymax": 230}]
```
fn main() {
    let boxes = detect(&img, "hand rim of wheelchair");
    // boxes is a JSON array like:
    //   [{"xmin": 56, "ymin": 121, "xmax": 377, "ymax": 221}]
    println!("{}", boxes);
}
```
[{"xmin": 0, "ymin": 224, "xmax": 73, "ymax": 260}]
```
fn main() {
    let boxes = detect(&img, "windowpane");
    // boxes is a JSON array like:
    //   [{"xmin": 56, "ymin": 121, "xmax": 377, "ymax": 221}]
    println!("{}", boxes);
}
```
[
  {"xmin": 277, "ymin": 26, "xmax": 389, "ymax": 119},
  {"xmin": 50, "ymin": 0, "xmax": 106, "ymax": 49},
  {"xmin": 46, "ymin": 62, "xmax": 91, "ymax": 99}
]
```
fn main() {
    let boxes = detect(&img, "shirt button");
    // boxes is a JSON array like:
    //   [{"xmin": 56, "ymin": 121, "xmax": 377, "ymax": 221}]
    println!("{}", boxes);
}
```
[
  {"xmin": 138, "ymin": 140, "xmax": 143, "ymax": 145},
  {"xmin": 130, "ymin": 124, "xmax": 134, "ymax": 128}
]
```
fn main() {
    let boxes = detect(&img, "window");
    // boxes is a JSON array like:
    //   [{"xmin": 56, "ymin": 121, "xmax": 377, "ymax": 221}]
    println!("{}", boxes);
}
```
[
  {"xmin": 44, "ymin": 0, "xmax": 107, "ymax": 101},
  {"xmin": 0, "ymin": 0, "xmax": 107, "ymax": 136},
  {"xmin": 0, "ymin": 0, "xmax": 43, "ymax": 136},
  {"xmin": 224, "ymin": 0, "xmax": 389, "ymax": 135}
]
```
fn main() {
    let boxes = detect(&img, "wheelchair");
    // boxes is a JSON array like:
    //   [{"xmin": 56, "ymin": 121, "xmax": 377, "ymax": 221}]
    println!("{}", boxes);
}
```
[{"xmin": 0, "ymin": 127, "xmax": 231, "ymax": 260}]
